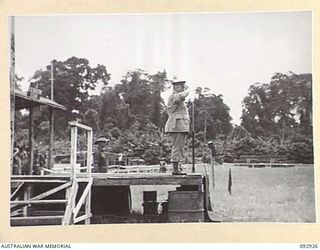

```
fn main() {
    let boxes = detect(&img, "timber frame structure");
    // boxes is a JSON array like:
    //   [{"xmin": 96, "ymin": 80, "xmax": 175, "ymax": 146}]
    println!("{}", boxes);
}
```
[
  {"xmin": 10, "ymin": 120, "xmax": 216, "ymax": 226},
  {"xmin": 11, "ymin": 121, "xmax": 93, "ymax": 226}
]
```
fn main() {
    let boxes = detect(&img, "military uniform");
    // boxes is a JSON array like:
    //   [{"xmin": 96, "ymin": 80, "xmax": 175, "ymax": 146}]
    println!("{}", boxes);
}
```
[
  {"xmin": 93, "ymin": 137, "xmax": 110, "ymax": 173},
  {"xmin": 165, "ymin": 81, "xmax": 190, "ymax": 174},
  {"xmin": 93, "ymin": 147, "xmax": 108, "ymax": 172}
]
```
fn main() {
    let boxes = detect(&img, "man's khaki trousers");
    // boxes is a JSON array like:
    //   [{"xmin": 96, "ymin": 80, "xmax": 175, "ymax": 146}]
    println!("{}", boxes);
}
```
[{"xmin": 171, "ymin": 132, "xmax": 186, "ymax": 162}]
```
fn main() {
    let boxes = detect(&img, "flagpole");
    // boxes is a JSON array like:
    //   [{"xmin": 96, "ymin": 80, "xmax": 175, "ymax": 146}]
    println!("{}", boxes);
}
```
[{"xmin": 48, "ymin": 61, "xmax": 54, "ymax": 169}]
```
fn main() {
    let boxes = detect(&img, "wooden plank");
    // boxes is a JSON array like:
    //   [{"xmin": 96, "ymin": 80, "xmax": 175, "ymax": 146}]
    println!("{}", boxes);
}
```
[
  {"xmin": 30, "ymin": 182, "xmax": 71, "ymax": 201},
  {"xmin": 70, "ymin": 126, "xmax": 77, "ymax": 180},
  {"xmin": 52, "ymin": 163, "xmax": 81, "ymax": 170},
  {"xmin": 11, "ymin": 175, "xmax": 69, "ymax": 181},
  {"xmin": 11, "ymin": 176, "xmax": 69, "ymax": 185},
  {"xmin": 69, "ymin": 121, "xmax": 92, "ymax": 131},
  {"xmin": 11, "ymin": 216, "xmax": 63, "ymax": 226},
  {"xmin": 48, "ymin": 163, "xmax": 81, "ymax": 174},
  {"xmin": 92, "ymin": 174, "xmax": 203, "ymax": 186},
  {"xmin": 71, "ymin": 182, "xmax": 78, "ymax": 216},
  {"xmin": 73, "ymin": 180, "xmax": 92, "ymax": 218},
  {"xmin": 74, "ymin": 213, "xmax": 92, "ymax": 224},
  {"xmin": 28, "ymin": 210, "xmax": 65, "ymax": 216},
  {"xmin": 85, "ymin": 184, "xmax": 91, "ymax": 225},
  {"xmin": 15, "ymin": 90, "xmax": 67, "ymax": 111},
  {"xmin": 85, "ymin": 126, "xmax": 92, "ymax": 225},
  {"xmin": 87, "ymin": 130, "xmax": 93, "ymax": 178},
  {"xmin": 11, "ymin": 179, "xmax": 68, "ymax": 183},
  {"xmin": 75, "ymin": 178, "xmax": 91, "ymax": 183},
  {"xmin": 11, "ymin": 182, "xmax": 24, "ymax": 200},
  {"xmin": 42, "ymin": 168, "xmax": 56, "ymax": 174},
  {"xmin": 11, "ymin": 199, "xmax": 68, "ymax": 205},
  {"xmin": 62, "ymin": 181, "xmax": 78, "ymax": 225}
]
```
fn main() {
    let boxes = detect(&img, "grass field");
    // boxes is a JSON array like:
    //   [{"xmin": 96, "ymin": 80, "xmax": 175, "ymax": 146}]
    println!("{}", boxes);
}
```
[{"xmin": 130, "ymin": 164, "xmax": 316, "ymax": 223}]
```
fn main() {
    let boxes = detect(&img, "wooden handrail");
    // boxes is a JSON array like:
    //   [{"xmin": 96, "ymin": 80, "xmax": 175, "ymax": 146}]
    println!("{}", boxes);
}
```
[{"xmin": 69, "ymin": 121, "xmax": 92, "ymax": 131}]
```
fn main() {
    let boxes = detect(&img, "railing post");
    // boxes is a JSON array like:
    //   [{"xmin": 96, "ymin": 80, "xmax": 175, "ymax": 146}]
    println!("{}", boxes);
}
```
[
  {"xmin": 67, "ymin": 121, "xmax": 93, "ymax": 225},
  {"xmin": 85, "ymin": 129, "xmax": 92, "ymax": 224},
  {"xmin": 85, "ymin": 182, "xmax": 92, "ymax": 225},
  {"xmin": 87, "ymin": 130, "xmax": 93, "ymax": 178},
  {"xmin": 70, "ymin": 125, "xmax": 77, "ymax": 181},
  {"xmin": 23, "ymin": 184, "xmax": 31, "ymax": 216}
]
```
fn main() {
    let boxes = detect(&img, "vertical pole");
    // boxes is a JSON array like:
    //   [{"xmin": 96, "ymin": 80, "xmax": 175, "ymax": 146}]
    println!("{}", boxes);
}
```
[
  {"xmin": 72, "ymin": 182, "xmax": 78, "ymax": 225},
  {"xmin": 70, "ymin": 126, "xmax": 77, "ymax": 181},
  {"xmin": 210, "ymin": 149, "xmax": 215, "ymax": 190},
  {"xmin": 48, "ymin": 61, "xmax": 54, "ymax": 169},
  {"xmin": 192, "ymin": 101, "xmax": 195, "ymax": 173},
  {"xmin": 70, "ymin": 125, "xmax": 77, "ymax": 225},
  {"xmin": 50, "ymin": 61, "xmax": 54, "ymax": 100},
  {"xmin": 204, "ymin": 111, "xmax": 207, "ymax": 144},
  {"xmin": 85, "ymin": 183, "xmax": 91, "ymax": 225},
  {"xmin": 86, "ymin": 128, "xmax": 92, "ymax": 224},
  {"xmin": 86, "ymin": 130, "xmax": 93, "ymax": 177},
  {"xmin": 48, "ymin": 108, "xmax": 54, "ymax": 169},
  {"xmin": 29, "ymin": 107, "xmax": 34, "ymax": 175},
  {"xmin": 10, "ymin": 16, "xmax": 15, "ymax": 175},
  {"xmin": 228, "ymin": 168, "xmax": 232, "ymax": 195}
]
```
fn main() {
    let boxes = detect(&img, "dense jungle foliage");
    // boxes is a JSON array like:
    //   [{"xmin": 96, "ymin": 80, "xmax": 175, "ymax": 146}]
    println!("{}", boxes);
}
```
[{"xmin": 14, "ymin": 57, "xmax": 313, "ymax": 164}]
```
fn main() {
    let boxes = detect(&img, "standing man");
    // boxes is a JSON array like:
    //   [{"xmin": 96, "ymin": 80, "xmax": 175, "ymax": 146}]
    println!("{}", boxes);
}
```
[
  {"xmin": 165, "ymin": 81, "xmax": 190, "ymax": 175},
  {"xmin": 93, "ymin": 136, "xmax": 110, "ymax": 173}
]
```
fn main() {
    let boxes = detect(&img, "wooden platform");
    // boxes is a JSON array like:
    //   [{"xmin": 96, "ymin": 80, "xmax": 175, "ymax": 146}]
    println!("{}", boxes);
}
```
[
  {"xmin": 11, "ymin": 173, "xmax": 203, "ymax": 187},
  {"xmin": 11, "ymin": 173, "xmax": 206, "ymax": 225},
  {"xmin": 92, "ymin": 173, "xmax": 203, "ymax": 186}
]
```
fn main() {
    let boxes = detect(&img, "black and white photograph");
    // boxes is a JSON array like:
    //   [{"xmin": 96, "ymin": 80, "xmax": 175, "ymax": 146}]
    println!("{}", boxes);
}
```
[{"xmin": 9, "ymin": 11, "xmax": 315, "ymax": 227}]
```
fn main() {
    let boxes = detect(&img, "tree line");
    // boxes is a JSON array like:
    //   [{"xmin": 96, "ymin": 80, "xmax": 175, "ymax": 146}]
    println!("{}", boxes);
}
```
[{"xmin": 14, "ymin": 57, "xmax": 313, "ymax": 164}]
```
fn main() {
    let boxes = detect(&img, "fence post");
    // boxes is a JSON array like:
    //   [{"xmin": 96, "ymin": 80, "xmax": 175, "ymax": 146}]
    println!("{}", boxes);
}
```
[{"xmin": 70, "ymin": 126, "xmax": 77, "ymax": 181}]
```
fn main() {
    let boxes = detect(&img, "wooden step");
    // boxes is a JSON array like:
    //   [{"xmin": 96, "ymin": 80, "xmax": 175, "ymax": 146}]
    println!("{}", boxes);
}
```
[
  {"xmin": 11, "ymin": 200, "xmax": 68, "ymax": 205},
  {"xmin": 11, "ymin": 179, "xmax": 68, "ymax": 183},
  {"xmin": 11, "ymin": 216, "xmax": 63, "ymax": 226},
  {"xmin": 29, "ymin": 210, "xmax": 70, "ymax": 216}
]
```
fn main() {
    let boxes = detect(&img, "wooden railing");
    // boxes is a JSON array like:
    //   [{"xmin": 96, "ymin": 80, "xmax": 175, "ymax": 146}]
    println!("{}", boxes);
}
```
[
  {"xmin": 62, "ymin": 121, "xmax": 93, "ymax": 225},
  {"xmin": 10, "ymin": 122, "xmax": 94, "ymax": 226}
]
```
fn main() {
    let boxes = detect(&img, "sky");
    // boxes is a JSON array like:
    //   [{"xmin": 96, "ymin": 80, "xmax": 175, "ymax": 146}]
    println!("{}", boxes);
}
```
[{"xmin": 14, "ymin": 11, "xmax": 312, "ymax": 125}]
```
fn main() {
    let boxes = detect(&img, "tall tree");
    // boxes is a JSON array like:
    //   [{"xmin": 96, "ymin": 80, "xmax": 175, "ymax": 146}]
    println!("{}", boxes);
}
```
[
  {"xmin": 30, "ymin": 57, "xmax": 110, "ymax": 135},
  {"xmin": 99, "ymin": 86, "xmax": 131, "ymax": 131},
  {"xmin": 100, "ymin": 69, "xmax": 168, "ymax": 130},
  {"xmin": 241, "ymin": 72, "xmax": 312, "ymax": 140},
  {"xmin": 241, "ymin": 83, "xmax": 275, "ymax": 137},
  {"xmin": 188, "ymin": 87, "xmax": 233, "ymax": 141}
]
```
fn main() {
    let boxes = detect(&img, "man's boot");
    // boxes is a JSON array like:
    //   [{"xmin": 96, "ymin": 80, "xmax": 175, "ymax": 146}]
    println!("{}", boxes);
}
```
[{"xmin": 172, "ymin": 162, "xmax": 186, "ymax": 175}]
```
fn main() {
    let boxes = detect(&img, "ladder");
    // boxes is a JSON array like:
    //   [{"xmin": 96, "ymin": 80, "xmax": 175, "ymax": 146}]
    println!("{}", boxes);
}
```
[{"xmin": 10, "ymin": 121, "xmax": 93, "ymax": 226}]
